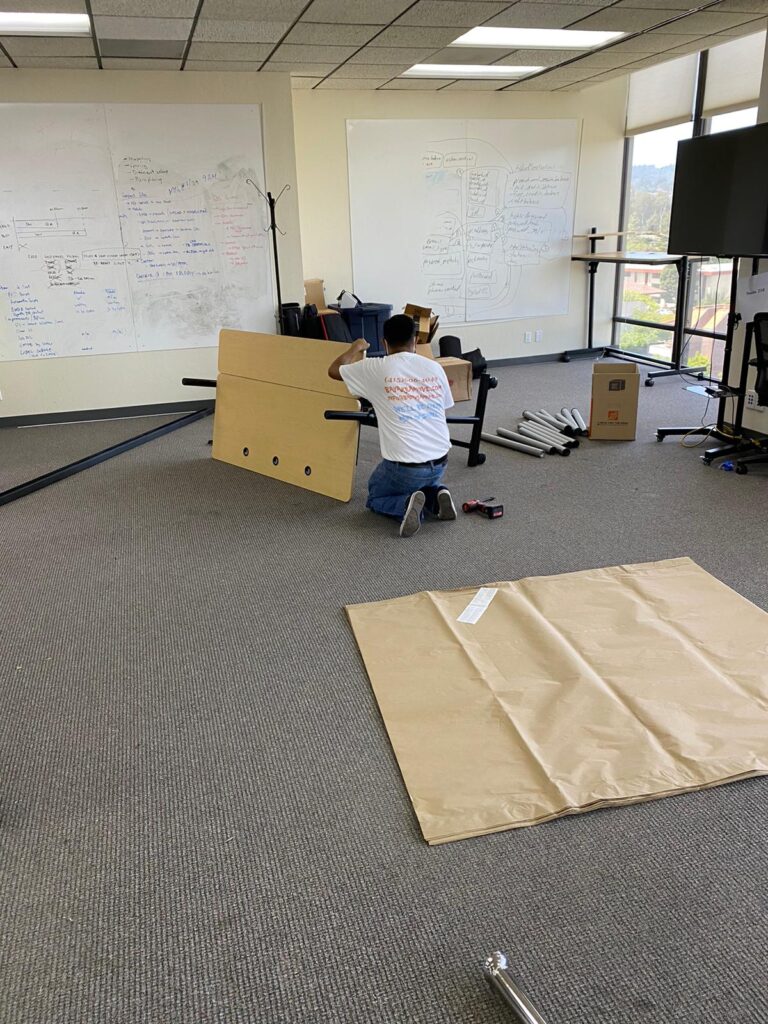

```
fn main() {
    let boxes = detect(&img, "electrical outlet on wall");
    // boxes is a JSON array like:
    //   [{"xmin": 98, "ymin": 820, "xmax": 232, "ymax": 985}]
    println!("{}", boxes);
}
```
[
  {"xmin": 524, "ymin": 331, "xmax": 532, "ymax": 344},
  {"xmin": 535, "ymin": 329, "xmax": 543, "ymax": 343},
  {"xmin": 746, "ymin": 389, "xmax": 765, "ymax": 412}
]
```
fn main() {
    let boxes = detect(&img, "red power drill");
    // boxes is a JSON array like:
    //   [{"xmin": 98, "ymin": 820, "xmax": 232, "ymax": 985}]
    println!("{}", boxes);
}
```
[{"xmin": 462, "ymin": 497, "xmax": 504, "ymax": 519}]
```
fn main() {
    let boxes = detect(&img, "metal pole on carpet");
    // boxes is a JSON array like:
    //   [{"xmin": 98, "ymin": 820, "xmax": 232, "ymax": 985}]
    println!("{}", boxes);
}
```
[{"xmin": 483, "ymin": 952, "xmax": 549, "ymax": 1024}]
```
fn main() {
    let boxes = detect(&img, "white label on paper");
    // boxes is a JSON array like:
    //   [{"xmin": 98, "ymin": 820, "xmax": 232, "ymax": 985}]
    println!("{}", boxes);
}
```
[{"xmin": 457, "ymin": 587, "xmax": 497, "ymax": 624}]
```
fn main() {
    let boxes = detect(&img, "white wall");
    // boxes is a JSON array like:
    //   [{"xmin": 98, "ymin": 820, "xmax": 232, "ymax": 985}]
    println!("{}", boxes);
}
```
[
  {"xmin": 292, "ymin": 78, "xmax": 628, "ymax": 363},
  {"xmin": 0, "ymin": 70, "xmax": 303, "ymax": 419}
]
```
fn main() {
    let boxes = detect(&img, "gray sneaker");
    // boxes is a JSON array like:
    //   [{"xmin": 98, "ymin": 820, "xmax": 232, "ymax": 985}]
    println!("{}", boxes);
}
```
[
  {"xmin": 399, "ymin": 490, "xmax": 426, "ymax": 537},
  {"xmin": 437, "ymin": 488, "xmax": 457, "ymax": 521}
]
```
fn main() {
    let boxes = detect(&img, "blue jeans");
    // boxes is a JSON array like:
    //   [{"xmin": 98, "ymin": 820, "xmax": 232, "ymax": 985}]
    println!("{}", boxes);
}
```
[{"xmin": 366, "ymin": 459, "xmax": 447, "ymax": 519}]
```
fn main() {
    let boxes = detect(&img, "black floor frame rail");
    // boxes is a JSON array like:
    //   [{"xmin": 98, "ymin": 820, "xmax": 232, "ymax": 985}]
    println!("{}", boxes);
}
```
[{"xmin": 0, "ymin": 408, "xmax": 212, "ymax": 508}]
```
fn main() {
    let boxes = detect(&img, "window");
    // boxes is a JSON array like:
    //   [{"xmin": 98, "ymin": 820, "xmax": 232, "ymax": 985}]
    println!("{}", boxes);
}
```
[
  {"xmin": 613, "ymin": 31, "xmax": 766, "ymax": 374},
  {"xmin": 616, "ymin": 122, "xmax": 693, "ymax": 359}
]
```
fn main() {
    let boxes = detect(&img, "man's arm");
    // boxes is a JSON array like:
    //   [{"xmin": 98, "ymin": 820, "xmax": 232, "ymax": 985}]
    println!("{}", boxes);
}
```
[{"xmin": 328, "ymin": 338, "xmax": 370, "ymax": 381}]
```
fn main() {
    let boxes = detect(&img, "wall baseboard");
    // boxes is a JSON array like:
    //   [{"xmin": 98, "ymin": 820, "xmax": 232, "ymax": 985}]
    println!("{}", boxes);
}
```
[
  {"xmin": 487, "ymin": 352, "xmax": 565, "ymax": 367},
  {"xmin": 0, "ymin": 399, "xmax": 215, "ymax": 429}
]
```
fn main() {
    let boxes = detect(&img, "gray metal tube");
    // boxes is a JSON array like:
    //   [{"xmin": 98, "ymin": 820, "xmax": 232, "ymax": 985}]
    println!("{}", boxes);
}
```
[
  {"xmin": 496, "ymin": 427, "xmax": 553, "ymax": 452},
  {"xmin": 518, "ymin": 423, "xmax": 574, "ymax": 451},
  {"xmin": 560, "ymin": 407, "xmax": 579, "ymax": 431},
  {"xmin": 481, "ymin": 432, "xmax": 544, "ymax": 457},
  {"xmin": 501, "ymin": 427, "xmax": 570, "ymax": 456},
  {"xmin": 539, "ymin": 409, "xmax": 576, "ymax": 436},
  {"xmin": 572, "ymin": 407, "xmax": 588, "ymax": 433},
  {"xmin": 523, "ymin": 422, "xmax": 579, "ymax": 449},
  {"xmin": 522, "ymin": 410, "xmax": 562, "ymax": 432},
  {"xmin": 483, "ymin": 952, "xmax": 549, "ymax": 1024}
]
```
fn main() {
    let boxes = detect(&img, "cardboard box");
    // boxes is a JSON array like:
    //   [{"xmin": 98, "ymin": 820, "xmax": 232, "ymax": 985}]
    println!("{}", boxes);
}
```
[
  {"xmin": 404, "ymin": 302, "xmax": 439, "ymax": 345},
  {"xmin": 437, "ymin": 356, "xmax": 472, "ymax": 403},
  {"xmin": 415, "ymin": 341, "xmax": 435, "ymax": 361},
  {"xmin": 589, "ymin": 362, "xmax": 640, "ymax": 440}
]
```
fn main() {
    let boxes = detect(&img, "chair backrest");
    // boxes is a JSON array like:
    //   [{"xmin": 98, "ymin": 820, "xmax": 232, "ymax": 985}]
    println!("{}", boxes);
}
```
[{"xmin": 753, "ymin": 313, "xmax": 768, "ymax": 404}]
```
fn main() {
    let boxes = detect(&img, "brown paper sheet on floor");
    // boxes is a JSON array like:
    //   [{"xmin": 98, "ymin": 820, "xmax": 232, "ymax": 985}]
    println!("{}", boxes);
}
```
[{"xmin": 346, "ymin": 558, "xmax": 768, "ymax": 845}]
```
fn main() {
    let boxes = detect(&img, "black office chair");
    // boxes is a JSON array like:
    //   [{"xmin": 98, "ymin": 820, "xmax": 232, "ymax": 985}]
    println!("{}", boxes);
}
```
[{"xmin": 733, "ymin": 312, "xmax": 768, "ymax": 473}]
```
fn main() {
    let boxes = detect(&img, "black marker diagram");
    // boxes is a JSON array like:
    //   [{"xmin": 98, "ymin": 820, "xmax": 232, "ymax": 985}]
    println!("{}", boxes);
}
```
[{"xmin": 419, "ymin": 137, "xmax": 574, "ymax": 322}]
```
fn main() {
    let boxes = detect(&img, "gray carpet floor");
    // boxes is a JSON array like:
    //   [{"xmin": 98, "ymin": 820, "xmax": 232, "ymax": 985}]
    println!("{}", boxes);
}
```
[
  {"xmin": 0, "ymin": 414, "xmax": 182, "ymax": 492},
  {"xmin": 1, "ymin": 360, "xmax": 767, "ymax": 1024}
]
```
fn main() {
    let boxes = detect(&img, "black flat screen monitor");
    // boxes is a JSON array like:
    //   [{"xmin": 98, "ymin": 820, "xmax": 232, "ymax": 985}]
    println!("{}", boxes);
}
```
[{"xmin": 668, "ymin": 122, "xmax": 768, "ymax": 258}]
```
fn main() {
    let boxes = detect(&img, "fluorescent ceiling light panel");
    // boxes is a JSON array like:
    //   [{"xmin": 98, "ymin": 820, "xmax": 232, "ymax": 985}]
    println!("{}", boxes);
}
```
[
  {"xmin": 0, "ymin": 12, "xmax": 91, "ymax": 34},
  {"xmin": 404, "ymin": 63, "xmax": 543, "ymax": 78},
  {"xmin": 452, "ymin": 27, "xmax": 625, "ymax": 49}
]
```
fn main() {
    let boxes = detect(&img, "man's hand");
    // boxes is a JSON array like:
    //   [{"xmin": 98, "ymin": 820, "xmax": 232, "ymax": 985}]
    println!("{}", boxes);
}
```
[{"xmin": 328, "ymin": 337, "xmax": 369, "ymax": 380}]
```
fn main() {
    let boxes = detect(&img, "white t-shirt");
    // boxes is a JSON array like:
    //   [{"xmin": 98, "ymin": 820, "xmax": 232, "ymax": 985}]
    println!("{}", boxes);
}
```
[{"xmin": 340, "ymin": 352, "xmax": 454, "ymax": 463}]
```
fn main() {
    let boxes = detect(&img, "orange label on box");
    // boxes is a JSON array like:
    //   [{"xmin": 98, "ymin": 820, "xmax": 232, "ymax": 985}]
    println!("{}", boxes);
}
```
[{"xmin": 608, "ymin": 410, "xmax": 619, "ymax": 420}]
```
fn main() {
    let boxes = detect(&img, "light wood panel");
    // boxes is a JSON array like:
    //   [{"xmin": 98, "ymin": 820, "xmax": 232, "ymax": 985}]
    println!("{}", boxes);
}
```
[{"xmin": 212, "ymin": 372, "xmax": 360, "ymax": 502}]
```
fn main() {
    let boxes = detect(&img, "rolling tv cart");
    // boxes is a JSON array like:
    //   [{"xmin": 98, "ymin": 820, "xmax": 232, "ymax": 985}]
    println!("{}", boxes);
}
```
[{"xmin": 655, "ymin": 257, "xmax": 763, "ymax": 461}]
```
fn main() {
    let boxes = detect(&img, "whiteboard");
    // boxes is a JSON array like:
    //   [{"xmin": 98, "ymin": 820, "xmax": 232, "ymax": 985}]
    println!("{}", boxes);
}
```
[
  {"xmin": 347, "ymin": 118, "xmax": 581, "ymax": 324},
  {"xmin": 0, "ymin": 103, "xmax": 273, "ymax": 361}
]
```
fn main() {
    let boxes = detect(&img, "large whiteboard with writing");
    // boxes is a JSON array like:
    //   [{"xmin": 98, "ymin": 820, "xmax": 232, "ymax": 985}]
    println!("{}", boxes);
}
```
[
  {"xmin": 347, "ymin": 118, "xmax": 581, "ymax": 324},
  {"xmin": 0, "ymin": 103, "xmax": 273, "ymax": 361}
]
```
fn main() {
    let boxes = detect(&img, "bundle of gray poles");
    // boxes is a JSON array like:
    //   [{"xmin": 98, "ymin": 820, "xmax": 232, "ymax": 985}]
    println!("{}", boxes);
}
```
[{"xmin": 482, "ymin": 408, "xmax": 588, "ymax": 458}]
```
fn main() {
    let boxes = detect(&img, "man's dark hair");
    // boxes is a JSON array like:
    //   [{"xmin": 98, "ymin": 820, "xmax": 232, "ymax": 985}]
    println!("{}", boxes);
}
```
[{"xmin": 383, "ymin": 313, "xmax": 416, "ymax": 349}]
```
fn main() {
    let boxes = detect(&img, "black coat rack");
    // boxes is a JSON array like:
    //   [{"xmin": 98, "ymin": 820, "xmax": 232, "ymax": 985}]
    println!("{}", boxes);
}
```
[{"xmin": 246, "ymin": 178, "xmax": 290, "ymax": 334}]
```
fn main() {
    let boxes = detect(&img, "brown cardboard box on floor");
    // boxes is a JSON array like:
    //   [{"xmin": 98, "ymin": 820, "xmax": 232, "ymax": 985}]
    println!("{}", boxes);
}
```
[
  {"xmin": 437, "ymin": 356, "xmax": 472, "ymax": 403},
  {"xmin": 404, "ymin": 303, "xmax": 439, "ymax": 345},
  {"xmin": 413, "ymin": 343, "xmax": 472, "ymax": 402},
  {"xmin": 304, "ymin": 278, "xmax": 328, "ymax": 309},
  {"xmin": 590, "ymin": 362, "xmax": 640, "ymax": 440}
]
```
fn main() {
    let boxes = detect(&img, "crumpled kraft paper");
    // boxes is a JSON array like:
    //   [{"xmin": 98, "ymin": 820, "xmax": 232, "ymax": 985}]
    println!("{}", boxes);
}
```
[{"xmin": 346, "ymin": 558, "xmax": 768, "ymax": 844}]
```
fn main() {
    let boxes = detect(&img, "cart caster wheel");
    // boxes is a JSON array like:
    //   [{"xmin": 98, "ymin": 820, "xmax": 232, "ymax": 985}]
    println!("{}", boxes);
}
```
[
  {"xmin": 656, "ymin": 432, "xmax": 663, "ymax": 442},
  {"xmin": 561, "ymin": 354, "xmax": 571, "ymax": 363},
  {"xmin": 645, "ymin": 379, "xmax": 655, "ymax": 387},
  {"xmin": 473, "ymin": 453, "xmax": 487, "ymax": 466},
  {"xmin": 735, "ymin": 463, "xmax": 748, "ymax": 475},
  {"xmin": 701, "ymin": 457, "xmax": 712, "ymax": 465}
]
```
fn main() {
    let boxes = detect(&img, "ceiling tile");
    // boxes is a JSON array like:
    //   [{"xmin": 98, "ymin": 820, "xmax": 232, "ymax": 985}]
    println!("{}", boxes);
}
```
[
  {"xmin": 332, "ymin": 62, "xmax": 410, "ymax": 77},
  {"xmin": 0, "ymin": 0, "xmax": 85, "ymax": 9},
  {"xmin": 369, "ymin": 26, "xmax": 464, "ymax": 46},
  {"xmin": 0, "ymin": 36, "xmax": 94, "ymax": 55},
  {"xmin": 194, "ymin": 19, "xmax": 289, "ymax": 42},
  {"xmin": 612, "ymin": 0, "xmax": 696, "ymax": 7},
  {"xmin": 200, "ymin": 0, "xmax": 307, "ymax": 18},
  {"xmin": 568, "ymin": 48, "xmax": 645, "ymax": 66},
  {"xmin": 661, "ymin": 9, "xmax": 765, "ymax": 32},
  {"xmin": 593, "ymin": 38, "xmax": 656, "ymax": 54},
  {"xmin": 102, "ymin": 57, "xmax": 182, "ymax": 67},
  {"xmin": 485, "ymin": 4, "xmax": 596, "ymax": 28},
  {"xmin": 92, "ymin": 0, "xmax": 196, "ymax": 14},
  {"xmin": 101, "ymin": 39, "xmax": 186, "ymax": 58},
  {"xmin": 709, "ymin": 0, "xmax": 768, "ymax": 10},
  {"xmin": 502, "ymin": 77, "xmax": 560, "ymax": 88},
  {"xmin": 495, "ymin": 46, "xmax": 589, "ymax": 63},
  {"xmin": 283, "ymin": 22, "xmax": 384, "ymax": 45},
  {"xmin": 443, "ymin": 78, "xmax": 509, "ymax": 88},
  {"xmin": 184, "ymin": 59, "xmax": 265, "ymax": 69},
  {"xmin": 423, "ymin": 44, "xmax": 504, "ymax": 62},
  {"xmin": 270, "ymin": 42, "xmax": 359, "ymax": 61},
  {"xmin": 301, "ymin": 0, "xmax": 413, "ymax": 21},
  {"xmin": 290, "ymin": 76, "xmax": 321, "ymax": 87},
  {"xmin": 571, "ymin": 7, "xmax": 670, "ymax": 30},
  {"xmin": 396, "ymin": 1, "xmax": 514, "ymax": 28},
  {"xmin": 187, "ymin": 41, "xmax": 272, "ymax": 59},
  {"xmin": 15, "ymin": 55, "xmax": 98, "ymax": 66},
  {"xmin": 317, "ymin": 77, "xmax": 388, "ymax": 87},
  {"xmin": 94, "ymin": 16, "xmax": 191, "ymax": 39},
  {"xmin": 519, "ymin": 65, "xmax": 594, "ymax": 80},
  {"xmin": 380, "ymin": 77, "xmax": 455, "ymax": 87},
  {"xmin": 348, "ymin": 46, "xmax": 436, "ymax": 62},
  {"xmin": 607, "ymin": 30, "xmax": 695, "ymax": 50},
  {"xmin": 261, "ymin": 60, "xmax": 340, "ymax": 73}
]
